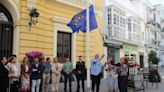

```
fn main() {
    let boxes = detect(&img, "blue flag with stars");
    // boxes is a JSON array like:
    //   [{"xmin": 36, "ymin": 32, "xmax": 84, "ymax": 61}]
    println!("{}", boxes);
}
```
[{"xmin": 67, "ymin": 5, "xmax": 98, "ymax": 33}]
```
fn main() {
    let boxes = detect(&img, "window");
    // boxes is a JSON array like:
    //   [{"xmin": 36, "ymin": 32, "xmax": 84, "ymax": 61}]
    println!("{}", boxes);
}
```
[
  {"xmin": 120, "ymin": 17, "xmax": 125, "ymax": 28},
  {"xmin": 133, "ymin": 23, "xmax": 140, "ymax": 33},
  {"xmin": 113, "ymin": 14, "xmax": 119, "ymax": 26},
  {"xmin": 108, "ymin": 14, "xmax": 111, "ymax": 25},
  {"xmin": 57, "ymin": 32, "xmax": 72, "ymax": 63}
]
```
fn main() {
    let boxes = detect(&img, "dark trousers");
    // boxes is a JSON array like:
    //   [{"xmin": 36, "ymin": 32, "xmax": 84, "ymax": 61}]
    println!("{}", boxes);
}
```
[
  {"xmin": 91, "ymin": 75, "xmax": 101, "ymax": 92},
  {"xmin": 0, "ymin": 85, "xmax": 8, "ymax": 92},
  {"xmin": 10, "ymin": 81, "xmax": 19, "ymax": 92},
  {"xmin": 76, "ymin": 74, "xmax": 85, "ymax": 92},
  {"xmin": 64, "ymin": 74, "xmax": 72, "ymax": 92},
  {"xmin": 118, "ymin": 76, "xmax": 128, "ymax": 92},
  {"xmin": 0, "ymin": 79, "xmax": 8, "ymax": 92}
]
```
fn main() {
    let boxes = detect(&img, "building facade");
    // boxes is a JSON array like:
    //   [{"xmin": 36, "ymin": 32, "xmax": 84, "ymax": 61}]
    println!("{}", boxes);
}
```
[
  {"xmin": 0, "ymin": 0, "xmax": 104, "ymax": 66},
  {"xmin": 105, "ymin": 0, "xmax": 164, "ymax": 67},
  {"xmin": 105, "ymin": 0, "xmax": 144, "ymax": 66}
]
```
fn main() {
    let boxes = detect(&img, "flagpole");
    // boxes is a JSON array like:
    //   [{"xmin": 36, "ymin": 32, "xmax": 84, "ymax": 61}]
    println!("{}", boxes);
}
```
[{"xmin": 86, "ymin": 0, "xmax": 91, "ymax": 91}]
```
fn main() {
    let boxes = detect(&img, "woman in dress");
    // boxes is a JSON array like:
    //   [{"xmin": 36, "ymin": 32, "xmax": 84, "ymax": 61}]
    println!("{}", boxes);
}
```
[
  {"xmin": 105, "ymin": 56, "xmax": 118, "ymax": 92},
  {"xmin": 21, "ymin": 57, "xmax": 31, "ymax": 92},
  {"xmin": 51, "ymin": 57, "xmax": 62, "ymax": 92}
]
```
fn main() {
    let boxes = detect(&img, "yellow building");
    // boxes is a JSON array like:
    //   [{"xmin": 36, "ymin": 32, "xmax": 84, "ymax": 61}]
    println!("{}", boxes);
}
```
[{"xmin": 0, "ymin": 0, "xmax": 104, "ymax": 65}]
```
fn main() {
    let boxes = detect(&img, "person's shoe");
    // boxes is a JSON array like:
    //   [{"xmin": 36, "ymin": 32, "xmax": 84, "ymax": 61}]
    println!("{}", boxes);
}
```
[{"xmin": 76, "ymin": 90, "xmax": 80, "ymax": 92}]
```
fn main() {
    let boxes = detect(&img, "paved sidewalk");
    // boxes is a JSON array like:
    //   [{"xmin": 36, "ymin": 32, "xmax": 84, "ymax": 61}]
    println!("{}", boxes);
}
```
[{"xmin": 49, "ymin": 68, "xmax": 164, "ymax": 92}]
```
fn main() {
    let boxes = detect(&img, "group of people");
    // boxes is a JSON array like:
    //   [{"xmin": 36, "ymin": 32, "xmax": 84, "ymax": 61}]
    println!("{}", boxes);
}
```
[
  {"xmin": 0, "ymin": 55, "xmax": 63, "ymax": 92},
  {"xmin": 0, "ymin": 55, "xmax": 86, "ymax": 92},
  {"xmin": 90, "ymin": 54, "xmax": 128, "ymax": 92},
  {"xmin": 0, "ymin": 54, "xmax": 128, "ymax": 92}
]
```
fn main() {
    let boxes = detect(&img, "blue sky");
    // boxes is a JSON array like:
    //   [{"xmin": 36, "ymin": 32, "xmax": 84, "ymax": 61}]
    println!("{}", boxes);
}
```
[{"xmin": 149, "ymin": 0, "xmax": 164, "ymax": 5}]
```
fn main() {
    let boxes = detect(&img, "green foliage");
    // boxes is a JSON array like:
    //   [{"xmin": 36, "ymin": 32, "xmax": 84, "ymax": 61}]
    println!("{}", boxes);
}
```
[{"xmin": 148, "ymin": 50, "xmax": 160, "ymax": 65}]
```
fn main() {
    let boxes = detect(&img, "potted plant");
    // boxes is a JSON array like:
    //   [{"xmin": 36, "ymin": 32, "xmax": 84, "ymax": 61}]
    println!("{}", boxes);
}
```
[
  {"xmin": 25, "ymin": 51, "xmax": 44, "ymax": 63},
  {"xmin": 148, "ymin": 50, "xmax": 161, "ymax": 82},
  {"xmin": 148, "ymin": 50, "xmax": 160, "ymax": 66}
]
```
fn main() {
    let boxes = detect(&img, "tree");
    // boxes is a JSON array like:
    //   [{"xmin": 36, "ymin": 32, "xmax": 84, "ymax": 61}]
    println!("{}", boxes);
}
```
[{"xmin": 148, "ymin": 50, "xmax": 160, "ymax": 65}]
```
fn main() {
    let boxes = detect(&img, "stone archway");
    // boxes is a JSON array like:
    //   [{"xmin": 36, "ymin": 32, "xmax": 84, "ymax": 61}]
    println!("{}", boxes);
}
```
[{"xmin": 0, "ymin": 0, "xmax": 20, "ymax": 56}]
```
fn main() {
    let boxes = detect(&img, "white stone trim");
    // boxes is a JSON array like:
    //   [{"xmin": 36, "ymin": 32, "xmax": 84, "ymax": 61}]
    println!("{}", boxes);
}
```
[
  {"xmin": 27, "ymin": 0, "xmax": 36, "ymax": 9},
  {"xmin": 52, "ymin": 16, "xmax": 76, "ymax": 67}
]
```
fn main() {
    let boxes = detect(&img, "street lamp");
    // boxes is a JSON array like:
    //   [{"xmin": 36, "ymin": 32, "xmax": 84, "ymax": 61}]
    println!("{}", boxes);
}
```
[{"xmin": 29, "ymin": 8, "xmax": 39, "ymax": 27}]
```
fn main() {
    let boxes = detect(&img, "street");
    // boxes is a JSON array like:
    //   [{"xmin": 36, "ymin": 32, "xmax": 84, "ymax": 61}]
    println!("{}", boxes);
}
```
[{"xmin": 51, "ymin": 68, "xmax": 164, "ymax": 92}]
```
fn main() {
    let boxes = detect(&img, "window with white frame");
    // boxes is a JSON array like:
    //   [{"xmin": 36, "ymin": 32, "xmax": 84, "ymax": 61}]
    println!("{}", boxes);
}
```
[
  {"xmin": 113, "ymin": 14, "xmax": 119, "ymax": 26},
  {"xmin": 112, "ymin": 7, "xmax": 126, "ymax": 28},
  {"xmin": 133, "ymin": 23, "xmax": 140, "ymax": 33},
  {"xmin": 120, "ymin": 17, "xmax": 126, "ymax": 28},
  {"xmin": 107, "ymin": 8, "xmax": 112, "ymax": 25}
]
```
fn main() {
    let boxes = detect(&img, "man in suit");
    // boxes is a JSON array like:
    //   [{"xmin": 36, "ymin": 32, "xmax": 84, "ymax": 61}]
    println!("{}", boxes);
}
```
[{"xmin": 76, "ymin": 56, "xmax": 86, "ymax": 92}]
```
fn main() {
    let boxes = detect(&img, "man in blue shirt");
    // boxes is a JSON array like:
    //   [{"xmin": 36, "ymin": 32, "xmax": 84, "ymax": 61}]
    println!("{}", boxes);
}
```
[
  {"xmin": 63, "ymin": 58, "xmax": 73, "ymax": 92},
  {"xmin": 90, "ymin": 54, "xmax": 105, "ymax": 92},
  {"xmin": 42, "ymin": 57, "xmax": 52, "ymax": 92}
]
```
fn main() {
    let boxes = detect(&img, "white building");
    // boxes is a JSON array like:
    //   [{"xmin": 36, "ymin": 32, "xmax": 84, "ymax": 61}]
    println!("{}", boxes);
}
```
[{"xmin": 104, "ymin": 0, "xmax": 164, "ymax": 67}]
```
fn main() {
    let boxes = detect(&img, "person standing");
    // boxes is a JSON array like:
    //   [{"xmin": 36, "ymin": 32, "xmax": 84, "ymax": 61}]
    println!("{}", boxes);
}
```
[
  {"xmin": 42, "ymin": 57, "xmax": 52, "ymax": 92},
  {"xmin": 51, "ymin": 57, "xmax": 62, "ymax": 92},
  {"xmin": 0, "ymin": 57, "xmax": 9, "ymax": 92},
  {"xmin": 8, "ymin": 55, "xmax": 21, "ymax": 92},
  {"xmin": 21, "ymin": 57, "xmax": 31, "ymax": 92},
  {"xmin": 117, "ymin": 57, "xmax": 128, "ymax": 92},
  {"xmin": 75, "ymin": 56, "xmax": 86, "ymax": 92},
  {"xmin": 31, "ymin": 58, "xmax": 44, "ymax": 92},
  {"xmin": 63, "ymin": 58, "xmax": 73, "ymax": 92},
  {"xmin": 105, "ymin": 56, "xmax": 118, "ymax": 92},
  {"xmin": 90, "ymin": 54, "xmax": 104, "ymax": 92}
]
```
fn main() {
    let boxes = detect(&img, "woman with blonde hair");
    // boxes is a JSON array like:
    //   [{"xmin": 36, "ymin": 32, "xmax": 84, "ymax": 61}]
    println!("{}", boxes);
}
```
[
  {"xmin": 51, "ymin": 57, "xmax": 62, "ymax": 92},
  {"xmin": 21, "ymin": 57, "xmax": 31, "ymax": 92}
]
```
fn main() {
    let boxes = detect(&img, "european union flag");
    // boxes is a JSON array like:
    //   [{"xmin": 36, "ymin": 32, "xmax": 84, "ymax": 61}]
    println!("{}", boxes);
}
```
[{"xmin": 67, "ymin": 5, "xmax": 98, "ymax": 33}]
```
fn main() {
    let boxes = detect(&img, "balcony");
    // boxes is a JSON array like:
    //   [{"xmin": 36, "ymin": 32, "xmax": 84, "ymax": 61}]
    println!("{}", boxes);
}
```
[
  {"xmin": 147, "ymin": 20, "xmax": 156, "ymax": 26},
  {"xmin": 148, "ymin": 39, "xmax": 161, "ymax": 47},
  {"xmin": 133, "ymin": 33, "xmax": 141, "ymax": 43},
  {"xmin": 109, "ymin": 26, "xmax": 126, "ymax": 40},
  {"xmin": 55, "ymin": 0, "xmax": 85, "ymax": 9}
]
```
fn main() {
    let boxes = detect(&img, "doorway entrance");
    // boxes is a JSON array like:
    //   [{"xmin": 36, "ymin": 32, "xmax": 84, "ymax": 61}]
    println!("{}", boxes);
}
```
[{"xmin": 0, "ymin": 4, "xmax": 13, "ymax": 58}]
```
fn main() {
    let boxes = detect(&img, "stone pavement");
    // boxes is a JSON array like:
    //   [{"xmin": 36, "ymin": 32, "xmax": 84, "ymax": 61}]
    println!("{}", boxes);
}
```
[{"xmin": 48, "ymin": 68, "xmax": 164, "ymax": 92}]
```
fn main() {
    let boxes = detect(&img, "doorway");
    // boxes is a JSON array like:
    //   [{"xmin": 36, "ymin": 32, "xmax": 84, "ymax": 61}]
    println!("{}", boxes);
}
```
[{"xmin": 0, "ymin": 4, "xmax": 13, "ymax": 58}]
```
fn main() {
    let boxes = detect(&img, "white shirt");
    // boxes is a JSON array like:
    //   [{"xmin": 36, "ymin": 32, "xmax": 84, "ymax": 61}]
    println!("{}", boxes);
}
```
[
  {"xmin": 25, "ymin": 65, "xmax": 29, "ymax": 72},
  {"xmin": 52, "ymin": 63, "xmax": 62, "ymax": 74},
  {"xmin": 11, "ymin": 63, "xmax": 19, "ymax": 76}
]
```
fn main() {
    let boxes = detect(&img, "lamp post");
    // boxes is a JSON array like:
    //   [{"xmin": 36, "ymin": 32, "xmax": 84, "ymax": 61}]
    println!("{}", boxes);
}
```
[{"xmin": 29, "ymin": 8, "xmax": 39, "ymax": 28}]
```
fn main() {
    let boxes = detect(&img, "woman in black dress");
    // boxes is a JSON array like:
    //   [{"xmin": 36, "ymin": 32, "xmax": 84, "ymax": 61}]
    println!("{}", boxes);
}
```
[{"xmin": 0, "ymin": 57, "xmax": 9, "ymax": 92}]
